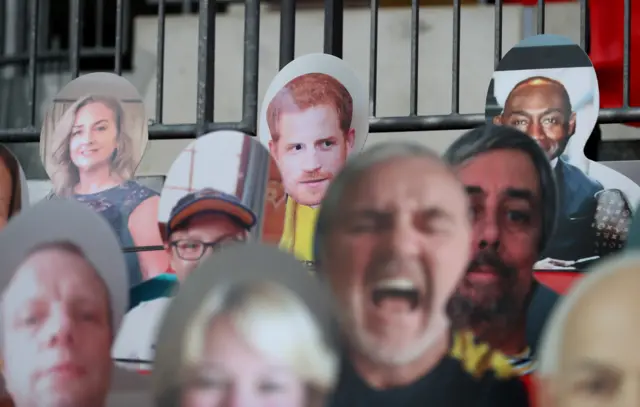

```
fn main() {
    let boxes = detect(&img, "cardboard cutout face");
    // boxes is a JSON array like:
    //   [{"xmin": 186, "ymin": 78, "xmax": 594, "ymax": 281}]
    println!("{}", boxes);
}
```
[
  {"xmin": 486, "ymin": 34, "xmax": 639, "ymax": 269},
  {"xmin": 536, "ymin": 253, "xmax": 640, "ymax": 407},
  {"xmin": 39, "ymin": 72, "xmax": 167, "ymax": 287},
  {"xmin": 152, "ymin": 243, "xmax": 339, "ymax": 407},
  {"xmin": 443, "ymin": 124, "xmax": 559, "ymax": 369},
  {"xmin": 157, "ymin": 130, "xmax": 285, "ymax": 280},
  {"xmin": 0, "ymin": 199, "xmax": 143, "ymax": 407},
  {"xmin": 258, "ymin": 54, "xmax": 369, "ymax": 264},
  {"xmin": 40, "ymin": 72, "xmax": 148, "ymax": 191},
  {"xmin": 0, "ymin": 145, "xmax": 29, "ymax": 232},
  {"xmin": 111, "ymin": 131, "xmax": 287, "ymax": 371},
  {"xmin": 312, "ymin": 142, "xmax": 531, "ymax": 394}
]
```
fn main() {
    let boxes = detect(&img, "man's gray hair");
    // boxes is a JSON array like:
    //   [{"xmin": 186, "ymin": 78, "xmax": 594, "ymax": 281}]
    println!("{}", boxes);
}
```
[
  {"xmin": 537, "ymin": 252, "xmax": 640, "ymax": 376},
  {"xmin": 314, "ymin": 141, "xmax": 445, "ymax": 263},
  {"xmin": 443, "ymin": 123, "xmax": 559, "ymax": 253}
]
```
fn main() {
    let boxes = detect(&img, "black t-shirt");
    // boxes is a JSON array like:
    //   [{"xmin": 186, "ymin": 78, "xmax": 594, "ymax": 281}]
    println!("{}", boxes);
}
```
[{"xmin": 328, "ymin": 354, "xmax": 530, "ymax": 407}]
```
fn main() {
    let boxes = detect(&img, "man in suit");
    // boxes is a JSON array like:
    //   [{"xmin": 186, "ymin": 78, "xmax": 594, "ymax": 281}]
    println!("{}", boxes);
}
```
[
  {"xmin": 444, "ymin": 124, "xmax": 561, "ymax": 374},
  {"xmin": 493, "ymin": 76, "xmax": 603, "ymax": 262}
]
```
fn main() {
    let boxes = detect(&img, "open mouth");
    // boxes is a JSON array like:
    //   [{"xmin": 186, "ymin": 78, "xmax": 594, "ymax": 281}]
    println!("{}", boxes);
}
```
[{"xmin": 371, "ymin": 278, "xmax": 421, "ymax": 312}]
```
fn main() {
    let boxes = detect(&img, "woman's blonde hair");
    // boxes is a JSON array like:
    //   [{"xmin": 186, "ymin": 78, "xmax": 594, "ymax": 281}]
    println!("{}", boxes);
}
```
[
  {"xmin": 48, "ymin": 94, "xmax": 135, "ymax": 197},
  {"xmin": 180, "ymin": 281, "xmax": 338, "ymax": 407}
]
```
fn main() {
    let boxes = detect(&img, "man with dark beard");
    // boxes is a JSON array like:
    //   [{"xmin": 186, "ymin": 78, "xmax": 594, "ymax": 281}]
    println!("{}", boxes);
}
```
[{"xmin": 443, "ymin": 124, "xmax": 561, "ymax": 375}]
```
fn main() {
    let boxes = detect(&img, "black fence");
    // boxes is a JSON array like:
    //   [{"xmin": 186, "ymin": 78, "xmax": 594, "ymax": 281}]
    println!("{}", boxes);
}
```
[{"xmin": 0, "ymin": 0, "xmax": 637, "ymax": 143}]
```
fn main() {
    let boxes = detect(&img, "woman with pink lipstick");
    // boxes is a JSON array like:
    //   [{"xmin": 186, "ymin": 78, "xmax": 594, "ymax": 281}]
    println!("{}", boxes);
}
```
[{"xmin": 47, "ymin": 95, "xmax": 168, "ymax": 286}]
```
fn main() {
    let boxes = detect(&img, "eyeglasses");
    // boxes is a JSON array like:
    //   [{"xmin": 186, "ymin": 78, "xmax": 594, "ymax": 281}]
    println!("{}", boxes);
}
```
[{"xmin": 170, "ymin": 236, "xmax": 244, "ymax": 261}]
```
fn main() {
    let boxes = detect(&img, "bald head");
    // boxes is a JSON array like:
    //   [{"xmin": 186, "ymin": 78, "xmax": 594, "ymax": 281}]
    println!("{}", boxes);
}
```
[
  {"xmin": 494, "ymin": 76, "xmax": 576, "ymax": 160},
  {"xmin": 538, "ymin": 254, "xmax": 640, "ymax": 407},
  {"xmin": 505, "ymin": 77, "xmax": 572, "ymax": 114}
]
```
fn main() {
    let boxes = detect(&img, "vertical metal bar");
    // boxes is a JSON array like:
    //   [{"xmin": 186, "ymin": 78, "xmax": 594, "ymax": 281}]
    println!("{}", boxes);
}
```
[
  {"xmin": 409, "ymin": 0, "xmax": 419, "ymax": 116},
  {"xmin": 279, "ymin": 0, "xmax": 295, "ymax": 69},
  {"xmin": 242, "ymin": 0, "xmax": 261, "ymax": 135},
  {"xmin": 123, "ymin": 0, "xmax": 131, "ymax": 53},
  {"xmin": 0, "ymin": 0, "xmax": 5, "ymax": 57},
  {"xmin": 96, "ymin": 0, "xmax": 104, "ymax": 46},
  {"xmin": 522, "ymin": 7, "xmax": 534, "ymax": 38},
  {"xmin": 115, "ymin": 0, "xmax": 124, "ymax": 75},
  {"xmin": 494, "ymin": 0, "xmax": 503, "ymax": 68},
  {"xmin": 323, "ymin": 0, "xmax": 344, "ymax": 57},
  {"xmin": 579, "ymin": 0, "xmax": 587, "ymax": 50},
  {"xmin": 69, "ymin": 0, "xmax": 82, "ymax": 79},
  {"xmin": 183, "ymin": 0, "xmax": 191, "ymax": 14},
  {"xmin": 536, "ymin": 0, "xmax": 545, "ymax": 34},
  {"xmin": 196, "ymin": 0, "xmax": 216, "ymax": 134},
  {"xmin": 451, "ymin": 0, "xmax": 461, "ymax": 114},
  {"xmin": 369, "ymin": 0, "xmax": 379, "ymax": 116},
  {"xmin": 156, "ymin": 0, "xmax": 167, "ymax": 123},
  {"xmin": 27, "ymin": 0, "xmax": 39, "ymax": 126},
  {"xmin": 623, "ymin": 0, "xmax": 631, "ymax": 107}
]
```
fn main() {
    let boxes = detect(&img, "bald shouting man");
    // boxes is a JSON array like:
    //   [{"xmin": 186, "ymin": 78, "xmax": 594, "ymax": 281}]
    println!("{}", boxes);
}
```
[
  {"xmin": 537, "ymin": 252, "xmax": 640, "ymax": 407},
  {"xmin": 493, "ymin": 77, "xmax": 603, "ymax": 263}
]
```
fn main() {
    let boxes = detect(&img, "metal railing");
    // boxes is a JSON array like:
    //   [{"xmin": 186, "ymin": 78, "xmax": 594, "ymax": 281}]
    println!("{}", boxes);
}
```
[
  {"xmin": 0, "ymin": 0, "xmax": 637, "ymax": 143},
  {"xmin": 0, "ymin": 0, "xmax": 635, "ymax": 252}
]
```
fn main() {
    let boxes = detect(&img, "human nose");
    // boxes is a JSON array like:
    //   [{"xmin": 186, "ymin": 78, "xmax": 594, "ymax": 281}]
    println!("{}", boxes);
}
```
[
  {"xmin": 476, "ymin": 211, "xmax": 500, "ymax": 251},
  {"xmin": 43, "ymin": 308, "xmax": 74, "ymax": 348},
  {"xmin": 529, "ymin": 121, "xmax": 545, "ymax": 143},
  {"xmin": 385, "ymin": 216, "xmax": 422, "ymax": 258},
  {"xmin": 220, "ymin": 384, "xmax": 251, "ymax": 407},
  {"xmin": 85, "ymin": 128, "xmax": 98, "ymax": 144},
  {"xmin": 301, "ymin": 148, "xmax": 322, "ymax": 172}
]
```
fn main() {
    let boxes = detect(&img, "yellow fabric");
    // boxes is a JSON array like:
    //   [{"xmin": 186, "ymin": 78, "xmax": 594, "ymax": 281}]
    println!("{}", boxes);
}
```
[
  {"xmin": 449, "ymin": 331, "xmax": 517, "ymax": 379},
  {"xmin": 278, "ymin": 197, "xmax": 319, "ymax": 262}
]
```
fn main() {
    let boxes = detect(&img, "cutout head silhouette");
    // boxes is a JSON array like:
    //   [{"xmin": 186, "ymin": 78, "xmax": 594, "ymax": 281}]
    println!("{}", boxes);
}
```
[
  {"xmin": 39, "ymin": 72, "xmax": 167, "ymax": 287},
  {"xmin": 486, "ymin": 34, "xmax": 638, "ymax": 267},
  {"xmin": 443, "ymin": 123, "xmax": 561, "ymax": 368},
  {"xmin": 0, "ymin": 145, "xmax": 29, "ymax": 231},
  {"xmin": 112, "ymin": 131, "xmax": 286, "ymax": 371},
  {"xmin": 152, "ymin": 243, "xmax": 340, "ymax": 407},
  {"xmin": 258, "ymin": 53, "xmax": 369, "ymax": 264},
  {"xmin": 537, "ymin": 252, "xmax": 640, "ymax": 407},
  {"xmin": 0, "ymin": 199, "xmax": 134, "ymax": 407}
]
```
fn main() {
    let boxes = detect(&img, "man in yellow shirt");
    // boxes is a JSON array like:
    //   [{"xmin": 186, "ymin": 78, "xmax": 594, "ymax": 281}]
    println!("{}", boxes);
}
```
[{"xmin": 266, "ymin": 72, "xmax": 356, "ymax": 263}]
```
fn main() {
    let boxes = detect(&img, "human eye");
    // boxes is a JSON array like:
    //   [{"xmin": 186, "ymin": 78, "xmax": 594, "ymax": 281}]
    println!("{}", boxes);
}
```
[
  {"xmin": 178, "ymin": 240, "xmax": 202, "ymax": 251},
  {"xmin": 506, "ymin": 210, "xmax": 532, "ymax": 225},
  {"xmin": 258, "ymin": 379, "xmax": 286, "ymax": 394}
]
